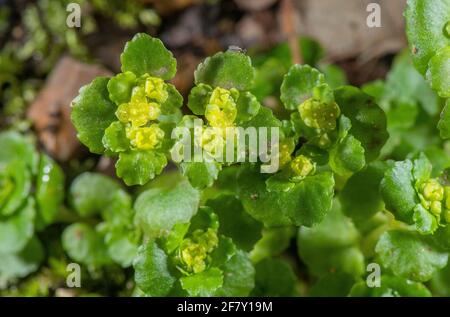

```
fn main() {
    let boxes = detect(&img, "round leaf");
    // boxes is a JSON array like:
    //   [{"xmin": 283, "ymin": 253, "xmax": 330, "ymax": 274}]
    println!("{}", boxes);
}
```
[
  {"xmin": 194, "ymin": 51, "xmax": 255, "ymax": 91},
  {"xmin": 134, "ymin": 179, "xmax": 200, "ymax": 238},
  {"xmin": 280, "ymin": 64, "xmax": 325, "ymax": 110},
  {"xmin": 375, "ymin": 230, "xmax": 448, "ymax": 282},
  {"xmin": 71, "ymin": 77, "xmax": 117, "ymax": 154},
  {"xmin": 120, "ymin": 33, "xmax": 176, "ymax": 80},
  {"xmin": 133, "ymin": 241, "xmax": 176, "ymax": 296}
]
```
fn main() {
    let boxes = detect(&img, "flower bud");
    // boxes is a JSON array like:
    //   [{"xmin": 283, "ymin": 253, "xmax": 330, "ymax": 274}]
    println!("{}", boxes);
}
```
[{"xmin": 290, "ymin": 155, "xmax": 315, "ymax": 179}]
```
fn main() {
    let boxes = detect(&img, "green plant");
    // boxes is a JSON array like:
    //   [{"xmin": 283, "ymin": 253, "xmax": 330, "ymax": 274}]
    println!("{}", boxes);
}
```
[{"xmin": 0, "ymin": 131, "xmax": 64, "ymax": 283}]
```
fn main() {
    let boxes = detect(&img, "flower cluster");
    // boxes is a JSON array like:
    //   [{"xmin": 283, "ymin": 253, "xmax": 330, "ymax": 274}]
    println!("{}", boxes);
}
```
[{"xmin": 178, "ymin": 228, "xmax": 219, "ymax": 274}]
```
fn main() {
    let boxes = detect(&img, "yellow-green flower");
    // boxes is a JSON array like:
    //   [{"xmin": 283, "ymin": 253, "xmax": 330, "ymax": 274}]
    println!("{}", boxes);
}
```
[
  {"xmin": 421, "ymin": 179, "xmax": 444, "ymax": 202},
  {"xmin": 278, "ymin": 140, "xmax": 295, "ymax": 168},
  {"xmin": 192, "ymin": 228, "xmax": 219, "ymax": 253},
  {"xmin": 299, "ymin": 98, "xmax": 340, "ymax": 131},
  {"xmin": 144, "ymin": 76, "xmax": 168, "ymax": 103},
  {"xmin": 178, "ymin": 229, "xmax": 219, "ymax": 274},
  {"xmin": 291, "ymin": 155, "xmax": 315, "ymax": 178},
  {"xmin": 180, "ymin": 239, "xmax": 208, "ymax": 274},
  {"xmin": 205, "ymin": 87, "xmax": 237, "ymax": 128},
  {"xmin": 115, "ymin": 76, "xmax": 167, "ymax": 127},
  {"xmin": 126, "ymin": 124, "xmax": 165, "ymax": 150},
  {"xmin": 198, "ymin": 127, "xmax": 225, "ymax": 156}
]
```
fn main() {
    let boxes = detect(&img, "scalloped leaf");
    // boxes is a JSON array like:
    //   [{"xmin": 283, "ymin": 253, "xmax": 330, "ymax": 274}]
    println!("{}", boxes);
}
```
[
  {"xmin": 0, "ymin": 131, "xmax": 38, "ymax": 172},
  {"xmin": 116, "ymin": 151, "xmax": 167, "ymax": 186},
  {"xmin": 206, "ymin": 195, "xmax": 263, "ymax": 252},
  {"xmin": 180, "ymin": 161, "xmax": 221, "ymax": 189},
  {"xmin": 214, "ymin": 250, "xmax": 255, "ymax": 297},
  {"xmin": 0, "ymin": 160, "xmax": 31, "ymax": 217},
  {"xmin": 194, "ymin": 51, "xmax": 255, "ymax": 91},
  {"xmin": 405, "ymin": 0, "xmax": 450, "ymax": 75},
  {"xmin": 107, "ymin": 71, "xmax": 137, "ymax": 105},
  {"xmin": 340, "ymin": 161, "xmax": 391, "ymax": 223},
  {"xmin": 334, "ymin": 86, "xmax": 388, "ymax": 161},
  {"xmin": 349, "ymin": 275, "xmax": 431, "ymax": 297},
  {"xmin": 251, "ymin": 258, "xmax": 297, "ymax": 296},
  {"xmin": 329, "ymin": 134, "xmax": 366, "ymax": 176},
  {"xmin": 426, "ymin": 46, "xmax": 450, "ymax": 98},
  {"xmin": 375, "ymin": 230, "xmax": 448, "ymax": 282},
  {"xmin": 133, "ymin": 241, "xmax": 176, "ymax": 296},
  {"xmin": 187, "ymin": 83, "xmax": 212, "ymax": 115},
  {"xmin": 380, "ymin": 160, "xmax": 418, "ymax": 223},
  {"xmin": 180, "ymin": 268, "xmax": 223, "ymax": 296},
  {"xmin": 134, "ymin": 179, "xmax": 200, "ymax": 238},
  {"xmin": 280, "ymin": 64, "xmax": 325, "ymax": 110},
  {"xmin": 71, "ymin": 77, "xmax": 117, "ymax": 154},
  {"xmin": 120, "ymin": 33, "xmax": 176, "ymax": 80}
]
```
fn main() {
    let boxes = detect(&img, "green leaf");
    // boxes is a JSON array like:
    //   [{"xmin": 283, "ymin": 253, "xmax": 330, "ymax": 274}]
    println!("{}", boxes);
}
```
[
  {"xmin": 0, "ymin": 198, "xmax": 35, "ymax": 254},
  {"xmin": 0, "ymin": 237, "xmax": 44, "ymax": 280},
  {"xmin": 237, "ymin": 166, "xmax": 291, "ymax": 227},
  {"xmin": 206, "ymin": 195, "xmax": 262, "ymax": 252},
  {"xmin": 329, "ymin": 134, "xmax": 366, "ymax": 176},
  {"xmin": 116, "ymin": 150, "xmax": 167, "ymax": 186},
  {"xmin": 194, "ymin": 50, "xmax": 255, "ymax": 91},
  {"xmin": 251, "ymin": 258, "xmax": 297, "ymax": 296},
  {"xmin": 134, "ymin": 179, "xmax": 200, "ymax": 238},
  {"xmin": 0, "ymin": 131, "xmax": 38, "ymax": 172},
  {"xmin": 162, "ymin": 222, "xmax": 190, "ymax": 254},
  {"xmin": 70, "ymin": 172, "xmax": 125, "ymax": 217},
  {"xmin": 280, "ymin": 64, "xmax": 325, "ymax": 110},
  {"xmin": 250, "ymin": 227, "xmax": 295, "ymax": 263},
  {"xmin": 102, "ymin": 121, "xmax": 130, "ymax": 153},
  {"xmin": 71, "ymin": 77, "xmax": 117, "ymax": 154},
  {"xmin": 187, "ymin": 83, "xmax": 212, "ymax": 115},
  {"xmin": 210, "ymin": 236, "xmax": 236, "ymax": 267},
  {"xmin": 180, "ymin": 161, "xmax": 221, "ymax": 189},
  {"xmin": 236, "ymin": 91, "xmax": 261, "ymax": 123},
  {"xmin": 432, "ymin": 225, "xmax": 450, "ymax": 251},
  {"xmin": 320, "ymin": 64, "xmax": 347, "ymax": 89},
  {"xmin": 214, "ymin": 250, "xmax": 255, "ymax": 297},
  {"xmin": 107, "ymin": 71, "xmax": 137, "ymax": 105},
  {"xmin": 180, "ymin": 268, "xmax": 224, "ymax": 296},
  {"xmin": 133, "ymin": 241, "xmax": 176, "ymax": 296},
  {"xmin": 104, "ymin": 229, "xmax": 139, "ymax": 268},
  {"xmin": 309, "ymin": 272, "xmax": 355, "ymax": 297},
  {"xmin": 62, "ymin": 223, "xmax": 112, "ymax": 267},
  {"xmin": 427, "ymin": 46, "xmax": 450, "ymax": 98},
  {"xmin": 120, "ymin": 33, "xmax": 176, "ymax": 80},
  {"xmin": 383, "ymin": 51, "xmax": 439, "ymax": 117},
  {"xmin": 285, "ymin": 172, "xmax": 335, "ymax": 227},
  {"xmin": 340, "ymin": 161, "xmax": 391, "ymax": 223},
  {"xmin": 430, "ymin": 262, "xmax": 450, "ymax": 296},
  {"xmin": 35, "ymin": 154, "xmax": 64, "ymax": 228},
  {"xmin": 413, "ymin": 203, "xmax": 438, "ymax": 235},
  {"xmin": 438, "ymin": 100, "xmax": 450, "ymax": 139},
  {"xmin": 0, "ymin": 160, "xmax": 31, "ymax": 217},
  {"xmin": 380, "ymin": 160, "xmax": 418, "ymax": 223},
  {"xmin": 375, "ymin": 230, "xmax": 448, "ymax": 282},
  {"xmin": 297, "ymin": 201, "xmax": 364, "ymax": 277},
  {"xmin": 412, "ymin": 152, "xmax": 432, "ymax": 183},
  {"xmin": 405, "ymin": 0, "xmax": 450, "ymax": 75},
  {"xmin": 349, "ymin": 275, "xmax": 431, "ymax": 297},
  {"xmin": 237, "ymin": 167, "xmax": 334, "ymax": 227},
  {"xmin": 334, "ymin": 86, "xmax": 388, "ymax": 161},
  {"xmin": 161, "ymin": 83, "xmax": 183, "ymax": 109}
]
